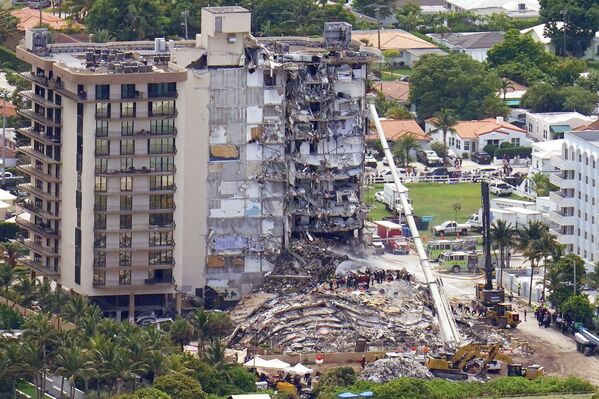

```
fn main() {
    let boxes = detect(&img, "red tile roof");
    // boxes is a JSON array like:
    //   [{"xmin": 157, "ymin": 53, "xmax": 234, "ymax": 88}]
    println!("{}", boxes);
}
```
[
  {"xmin": 373, "ymin": 81, "xmax": 410, "ymax": 103},
  {"xmin": 367, "ymin": 118, "xmax": 429, "ymax": 142}
]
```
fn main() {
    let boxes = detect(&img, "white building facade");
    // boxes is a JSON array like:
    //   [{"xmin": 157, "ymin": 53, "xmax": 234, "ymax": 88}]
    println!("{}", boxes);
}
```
[
  {"xmin": 525, "ymin": 112, "xmax": 597, "ymax": 142},
  {"xmin": 549, "ymin": 131, "xmax": 599, "ymax": 269}
]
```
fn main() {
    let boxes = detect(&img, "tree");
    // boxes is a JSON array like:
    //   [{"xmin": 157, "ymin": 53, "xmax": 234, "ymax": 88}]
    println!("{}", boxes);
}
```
[
  {"xmin": 521, "ymin": 83, "xmax": 563, "ymax": 113},
  {"xmin": 547, "ymin": 253, "xmax": 586, "ymax": 308},
  {"xmin": 153, "ymin": 373, "xmax": 206, "ymax": 399},
  {"xmin": 170, "ymin": 318, "xmax": 194, "ymax": 352},
  {"xmin": 13, "ymin": 276, "xmax": 39, "ymax": 308},
  {"xmin": 384, "ymin": 104, "xmax": 413, "ymax": 120},
  {"xmin": 535, "ymin": 230, "xmax": 559, "ymax": 301},
  {"xmin": 491, "ymin": 220, "xmax": 515, "ymax": 287},
  {"xmin": 313, "ymin": 367, "xmax": 356, "ymax": 396},
  {"xmin": 560, "ymin": 86, "xmax": 599, "ymax": 115},
  {"xmin": 561, "ymin": 295, "xmax": 594, "ymax": 325},
  {"xmin": 0, "ymin": 242, "xmax": 20, "ymax": 268},
  {"xmin": 201, "ymin": 339, "xmax": 227, "ymax": 370},
  {"xmin": 432, "ymin": 108, "xmax": 456, "ymax": 149},
  {"xmin": 374, "ymin": 378, "xmax": 434, "ymax": 399},
  {"xmin": 397, "ymin": 11, "xmax": 423, "ymax": 33},
  {"xmin": 517, "ymin": 220, "xmax": 548, "ymax": 305},
  {"xmin": 499, "ymin": 79, "xmax": 514, "ymax": 102},
  {"xmin": 0, "ymin": 10, "xmax": 18, "ymax": 44},
  {"xmin": 586, "ymin": 262, "xmax": 599, "ymax": 289},
  {"xmin": 63, "ymin": 294, "xmax": 89, "ymax": 323},
  {"xmin": 540, "ymin": 0, "xmax": 599, "ymax": 57},
  {"xmin": 392, "ymin": 134, "xmax": 420, "ymax": 167},
  {"xmin": 410, "ymin": 52, "xmax": 503, "ymax": 119},
  {"xmin": 54, "ymin": 345, "xmax": 91, "ymax": 399},
  {"xmin": 0, "ymin": 263, "xmax": 16, "ymax": 296},
  {"xmin": 551, "ymin": 57, "xmax": 587, "ymax": 86}
]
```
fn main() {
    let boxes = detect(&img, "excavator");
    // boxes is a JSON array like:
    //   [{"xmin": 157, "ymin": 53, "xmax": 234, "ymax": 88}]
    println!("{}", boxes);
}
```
[{"xmin": 425, "ymin": 342, "xmax": 544, "ymax": 380}]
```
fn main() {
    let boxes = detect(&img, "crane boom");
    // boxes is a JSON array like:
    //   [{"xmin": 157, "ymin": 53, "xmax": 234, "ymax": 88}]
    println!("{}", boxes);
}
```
[{"xmin": 368, "ymin": 102, "xmax": 461, "ymax": 347}]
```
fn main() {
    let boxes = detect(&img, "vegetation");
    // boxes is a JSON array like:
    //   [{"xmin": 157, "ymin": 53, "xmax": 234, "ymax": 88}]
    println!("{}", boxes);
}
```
[
  {"xmin": 546, "ymin": 253, "xmax": 587, "ymax": 308},
  {"xmin": 561, "ymin": 295, "xmax": 595, "ymax": 325},
  {"xmin": 392, "ymin": 134, "xmax": 420, "ymax": 167},
  {"xmin": 491, "ymin": 220, "xmax": 516, "ymax": 273},
  {"xmin": 431, "ymin": 108, "xmax": 456, "ymax": 149},
  {"xmin": 0, "ymin": 11, "xmax": 18, "ymax": 44},
  {"xmin": 410, "ymin": 52, "xmax": 507, "ymax": 119},
  {"xmin": 314, "ymin": 369, "xmax": 595, "ymax": 399},
  {"xmin": 516, "ymin": 221, "xmax": 549, "ymax": 305}
]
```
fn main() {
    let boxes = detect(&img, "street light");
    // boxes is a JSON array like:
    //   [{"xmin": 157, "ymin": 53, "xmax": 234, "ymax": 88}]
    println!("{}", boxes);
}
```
[{"xmin": 452, "ymin": 202, "xmax": 461, "ymax": 223}]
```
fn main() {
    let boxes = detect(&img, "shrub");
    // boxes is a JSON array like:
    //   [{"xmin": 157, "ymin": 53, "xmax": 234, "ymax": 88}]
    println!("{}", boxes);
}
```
[
  {"xmin": 483, "ymin": 144, "xmax": 498, "ymax": 157},
  {"xmin": 431, "ymin": 142, "xmax": 448, "ymax": 158},
  {"xmin": 313, "ymin": 367, "xmax": 356, "ymax": 396},
  {"xmin": 494, "ymin": 146, "xmax": 533, "ymax": 159},
  {"xmin": 153, "ymin": 373, "xmax": 206, "ymax": 399},
  {"xmin": 374, "ymin": 378, "xmax": 434, "ymax": 399}
]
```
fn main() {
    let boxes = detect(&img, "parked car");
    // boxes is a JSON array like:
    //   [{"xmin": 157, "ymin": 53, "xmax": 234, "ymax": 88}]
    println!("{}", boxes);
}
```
[
  {"xmin": 375, "ymin": 191, "xmax": 384, "ymax": 202},
  {"xmin": 417, "ymin": 150, "xmax": 442, "ymax": 166},
  {"xmin": 432, "ymin": 220, "xmax": 471, "ymax": 236},
  {"xmin": 471, "ymin": 152, "xmax": 492, "ymax": 164},
  {"xmin": 478, "ymin": 166, "xmax": 499, "ymax": 176},
  {"xmin": 424, "ymin": 167, "xmax": 448, "ymax": 176},
  {"xmin": 489, "ymin": 182, "xmax": 513, "ymax": 196}
]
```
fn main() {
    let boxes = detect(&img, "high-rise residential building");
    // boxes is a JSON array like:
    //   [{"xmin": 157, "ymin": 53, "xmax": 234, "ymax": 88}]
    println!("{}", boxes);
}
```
[
  {"xmin": 15, "ymin": 7, "xmax": 376, "ymax": 318},
  {"xmin": 549, "ymin": 131, "xmax": 599, "ymax": 269}
]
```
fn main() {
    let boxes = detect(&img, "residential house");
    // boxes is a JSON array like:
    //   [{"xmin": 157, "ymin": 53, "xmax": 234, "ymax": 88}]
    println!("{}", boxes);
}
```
[
  {"xmin": 574, "ymin": 119, "xmax": 599, "ymax": 131},
  {"xmin": 396, "ymin": 0, "xmax": 447, "ymax": 14},
  {"xmin": 522, "ymin": 23, "xmax": 599, "ymax": 61},
  {"xmin": 425, "ymin": 117, "xmax": 530, "ymax": 157},
  {"xmin": 352, "ymin": 30, "xmax": 445, "ymax": 67},
  {"xmin": 0, "ymin": 99, "xmax": 17, "ymax": 117},
  {"xmin": 367, "ymin": 118, "xmax": 429, "ymax": 145},
  {"xmin": 530, "ymin": 139, "xmax": 562, "ymax": 174},
  {"xmin": 372, "ymin": 80, "xmax": 410, "ymax": 105},
  {"xmin": 444, "ymin": 0, "xmax": 540, "ymax": 18},
  {"xmin": 427, "ymin": 31, "xmax": 505, "ymax": 62},
  {"xmin": 525, "ymin": 112, "xmax": 597, "ymax": 142},
  {"xmin": 10, "ymin": 8, "xmax": 82, "ymax": 31},
  {"xmin": 499, "ymin": 80, "xmax": 527, "ymax": 108},
  {"xmin": 0, "ymin": 128, "xmax": 18, "ymax": 168}
]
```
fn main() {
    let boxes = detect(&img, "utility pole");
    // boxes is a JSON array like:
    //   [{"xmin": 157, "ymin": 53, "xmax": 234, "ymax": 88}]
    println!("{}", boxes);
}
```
[
  {"xmin": 482, "ymin": 182, "xmax": 493, "ymax": 290},
  {"xmin": 2, "ymin": 92, "xmax": 6, "ymax": 188},
  {"xmin": 573, "ymin": 258, "xmax": 577, "ymax": 294},
  {"xmin": 181, "ymin": 10, "xmax": 189, "ymax": 40}
]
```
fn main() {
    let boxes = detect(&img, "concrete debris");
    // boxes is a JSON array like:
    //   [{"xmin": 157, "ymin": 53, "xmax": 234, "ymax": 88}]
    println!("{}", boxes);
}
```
[{"xmin": 361, "ymin": 357, "xmax": 433, "ymax": 382}]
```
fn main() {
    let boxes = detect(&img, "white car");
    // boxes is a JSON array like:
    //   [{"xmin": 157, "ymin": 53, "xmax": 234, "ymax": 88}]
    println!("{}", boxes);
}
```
[
  {"xmin": 375, "ymin": 191, "xmax": 384, "ymax": 202},
  {"xmin": 489, "ymin": 182, "xmax": 513, "ymax": 196},
  {"xmin": 478, "ymin": 166, "xmax": 498, "ymax": 176}
]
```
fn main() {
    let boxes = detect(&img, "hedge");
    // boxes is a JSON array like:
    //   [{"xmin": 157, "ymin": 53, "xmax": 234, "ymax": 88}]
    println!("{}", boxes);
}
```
[{"xmin": 494, "ymin": 146, "xmax": 533, "ymax": 159}]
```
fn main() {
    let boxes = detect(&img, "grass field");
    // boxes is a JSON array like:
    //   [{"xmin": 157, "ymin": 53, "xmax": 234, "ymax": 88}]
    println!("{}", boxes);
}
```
[
  {"xmin": 365, "ymin": 183, "xmax": 487, "ymax": 238},
  {"xmin": 380, "ymin": 66, "xmax": 413, "ymax": 81}
]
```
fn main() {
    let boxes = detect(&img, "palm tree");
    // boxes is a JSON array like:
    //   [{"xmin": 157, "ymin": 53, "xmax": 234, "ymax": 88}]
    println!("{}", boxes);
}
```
[
  {"xmin": 13, "ymin": 275, "xmax": 39, "ymax": 308},
  {"xmin": 189, "ymin": 308, "xmax": 210, "ymax": 353},
  {"xmin": 0, "ymin": 263, "xmax": 16, "ymax": 296},
  {"xmin": 77, "ymin": 305, "xmax": 103, "ymax": 338},
  {"xmin": 517, "ymin": 220, "xmax": 548, "ymax": 305},
  {"xmin": 392, "ymin": 134, "xmax": 420, "ymax": 167},
  {"xmin": 0, "ymin": 342, "xmax": 22, "ymax": 397},
  {"xmin": 433, "ymin": 108, "xmax": 457, "ymax": 150},
  {"xmin": 54, "ymin": 345, "xmax": 90, "ymax": 399},
  {"xmin": 397, "ymin": 10, "xmax": 423, "ymax": 32},
  {"xmin": 170, "ymin": 318, "xmax": 194, "ymax": 352},
  {"xmin": 535, "ymin": 230, "xmax": 560, "ymax": 301},
  {"xmin": 528, "ymin": 172, "xmax": 553, "ymax": 196},
  {"xmin": 0, "ymin": 242, "xmax": 20, "ymax": 268},
  {"xmin": 490, "ymin": 220, "xmax": 515, "ymax": 287},
  {"xmin": 202, "ymin": 339, "xmax": 228, "ymax": 371},
  {"xmin": 499, "ymin": 79, "xmax": 514, "ymax": 102},
  {"xmin": 37, "ymin": 279, "xmax": 53, "ymax": 309},
  {"xmin": 63, "ymin": 294, "xmax": 89, "ymax": 323},
  {"xmin": 20, "ymin": 340, "xmax": 49, "ymax": 399}
]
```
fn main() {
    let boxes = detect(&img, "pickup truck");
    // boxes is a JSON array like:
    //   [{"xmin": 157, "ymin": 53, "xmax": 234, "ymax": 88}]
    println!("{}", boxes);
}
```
[
  {"xmin": 416, "ymin": 150, "xmax": 442, "ymax": 166},
  {"xmin": 432, "ymin": 220, "xmax": 470, "ymax": 236}
]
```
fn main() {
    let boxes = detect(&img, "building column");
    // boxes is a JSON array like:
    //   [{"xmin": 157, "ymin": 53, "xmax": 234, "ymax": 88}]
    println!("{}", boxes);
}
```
[
  {"xmin": 176, "ymin": 292, "xmax": 182, "ymax": 315},
  {"xmin": 128, "ymin": 294, "xmax": 135, "ymax": 323}
]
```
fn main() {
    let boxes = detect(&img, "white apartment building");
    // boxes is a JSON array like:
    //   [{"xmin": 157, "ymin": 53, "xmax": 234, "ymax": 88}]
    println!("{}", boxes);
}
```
[
  {"xmin": 525, "ymin": 112, "xmax": 597, "ymax": 142},
  {"xmin": 15, "ymin": 8, "xmax": 375, "ymax": 318},
  {"xmin": 530, "ymin": 140, "xmax": 562, "ymax": 174},
  {"xmin": 548, "ymin": 131, "xmax": 599, "ymax": 269}
]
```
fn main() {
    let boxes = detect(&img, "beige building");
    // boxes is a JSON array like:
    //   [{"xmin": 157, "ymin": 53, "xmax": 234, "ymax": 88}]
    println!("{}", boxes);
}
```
[{"xmin": 15, "ymin": 8, "xmax": 375, "ymax": 318}]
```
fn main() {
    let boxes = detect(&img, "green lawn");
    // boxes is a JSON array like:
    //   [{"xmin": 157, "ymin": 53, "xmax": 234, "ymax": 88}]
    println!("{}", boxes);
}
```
[
  {"xmin": 16, "ymin": 380, "xmax": 53, "ymax": 399},
  {"xmin": 380, "ymin": 66, "xmax": 413, "ymax": 81},
  {"xmin": 365, "ymin": 183, "xmax": 488, "ymax": 239}
]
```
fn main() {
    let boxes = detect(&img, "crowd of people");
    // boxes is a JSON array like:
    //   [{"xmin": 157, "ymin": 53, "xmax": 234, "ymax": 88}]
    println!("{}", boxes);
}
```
[
  {"xmin": 327, "ymin": 268, "xmax": 413, "ymax": 291},
  {"xmin": 534, "ymin": 305, "xmax": 577, "ymax": 334}
]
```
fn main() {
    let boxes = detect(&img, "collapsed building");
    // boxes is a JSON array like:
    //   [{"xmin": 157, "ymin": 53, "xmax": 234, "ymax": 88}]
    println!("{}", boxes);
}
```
[{"xmin": 15, "ymin": 5, "xmax": 378, "ymax": 317}]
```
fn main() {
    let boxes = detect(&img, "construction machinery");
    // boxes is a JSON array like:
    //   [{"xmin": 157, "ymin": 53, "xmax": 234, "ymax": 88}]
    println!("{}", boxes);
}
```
[
  {"xmin": 426, "ymin": 342, "xmax": 543, "ymax": 380},
  {"xmin": 575, "ymin": 327, "xmax": 599, "ymax": 356},
  {"xmin": 485, "ymin": 303, "xmax": 521, "ymax": 329}
]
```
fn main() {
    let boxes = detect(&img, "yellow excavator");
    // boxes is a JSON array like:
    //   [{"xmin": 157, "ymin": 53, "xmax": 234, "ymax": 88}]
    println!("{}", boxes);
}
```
[
  {"xmin": 475, "ymin": 284, "xmax": 521, "ymax": 329},
  {"xmin": 426, "ymin": 342, "xmax": 544, "ymax": 380}
]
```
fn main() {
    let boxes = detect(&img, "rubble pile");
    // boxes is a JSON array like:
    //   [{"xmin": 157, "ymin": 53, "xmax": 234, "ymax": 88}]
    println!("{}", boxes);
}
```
[
  {"xmin": 231, "ymin": 278, "xmax": 443, "ymax": 353},
  {"xmin": 361, "ymin": 357, "xmax": 433, "ymax": 382}
]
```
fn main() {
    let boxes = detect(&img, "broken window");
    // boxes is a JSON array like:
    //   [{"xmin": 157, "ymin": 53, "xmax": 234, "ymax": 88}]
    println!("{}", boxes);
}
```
[{"xmin": 264, "ymin": 71, "xmax": 276, "ymax": 87}]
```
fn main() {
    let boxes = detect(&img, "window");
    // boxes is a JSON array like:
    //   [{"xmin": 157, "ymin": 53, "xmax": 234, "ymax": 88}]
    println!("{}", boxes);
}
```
[
  {"xmin": 150, "ymin": 175, "xmax": 174, "ymax": 190},
  {"xmin": 150, "ymin": 231, "xmax": 173, "ymax": 246},
  {"xmin": 94, "ymin": 251, "xmax": 106, "ymax": 267},
  {"xmin": 94, "ymin": 214, "xmax": 106, "ymax": 230},
  {"xmin": 95, "ymin": 158, "xmax": 107, "ymax": 173},
  {"xmin": 121, "ymin": 84, "xmax": 136, "ymax": 100},
  {"xmin": 120, "ymin": 195, "xmax": 132, "ymax": 210},
  {"xmin": 120, "ymin": 233, "xmax": 132, "ymax": 248},
  {"xmin": 121, "ymin": 121, "xmax": 134, "ymax": 136},
  {"xmin": 95, "ymin": 84, "xmax": 109, "ymax": 100},
  {"xmin": 95, "ymin": 139, "xmax": 109, "ymax": 155},
  {"xmin": 149, "ymin": 250, "xmax": 173, "ymax": 265},
  {"xmin": 96, "ymin": 120, "xmax": 108, "ymax": 136},
  {"xmin": 95, "ymin": 194, "xmax": 107, "ymax": 211},
  {"xmin": 511, "ymin": 138, "xmax": 520, "ymax": 146},
  {"xmin": 150, "ymin": 119, "xmax": 175, "ymax": 134},
  {"xmin": 119, "ymin": 251, "xmax": 131, "ymax": 266},
  {"xmin": 93, "ymin": 270, "xmax": 106, "ymax": 286},
  {"xmin": 264, "ymin": 71, "xmax": 276, "ymax": 86},
  {"xmin": 148, "ymin": 138, "xmax": 175, "ymax": 154},
  {"xmin": 120, "ymin": 214, "xmax": 132, "ymax": 229},
  {"xmin": 150, "ymin": 213, "xmax": 173, "ymax": 227},
  {"xmin": 120, "ymin": 177, "xmax": 132, "ymax": 191},
  {"xmin": 121, "ymin": 102, "xmax": 136, "ymax": 117},
  {"xmin": 94, "ymin": 233, "xmax": 106, "ymax": 248},
  {"xmin": 215, "ymin": 16, "xmax": 222, "ymax": 32},
  {"xmin": 96, "ymin": 102, "xmax": 110, "ymax": 118},
  {"xmin": 119, "ymin": 270, "xmax": 131, "ymax": 285},
  {"xmin": 455, "ymin": 140, "xmax": 461, "ymax": 150},
  {"xmin": 150, "ymin": 194, "xmax": 174, "ymax": 209},
  {"xmin": 121, "ymin": 157, "xmax": 133, "ymax": 171},
  {"xmin": 464, "ymin": 141, "xmax": 470, "ymax": 151},
  {"xmin": 149, "ymin": 100, "xmax": 175, "ymax": 116},
  {"xmin": 95, "ymin": 177, "xmax": 107, "ymax": 192},
  {"xmin": 148, "ymin": 82, "xmax": 176, "ymax": 98},
  {"xmin": 150, "ymin": 156, "xmax": 174, "ymax": 171},
  {"xmin": 120, "ymin": 139, "xmax": 135, "ymax": 155}
]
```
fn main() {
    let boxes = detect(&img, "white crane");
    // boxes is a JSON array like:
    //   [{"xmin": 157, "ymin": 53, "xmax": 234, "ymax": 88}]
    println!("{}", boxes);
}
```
[{"xmin": 368, "ymin": 101, "xmax": 461, "ymax": 347}]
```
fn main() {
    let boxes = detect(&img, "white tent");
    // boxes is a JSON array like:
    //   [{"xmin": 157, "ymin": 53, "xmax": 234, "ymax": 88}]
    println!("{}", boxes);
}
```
[
  {"xmin": 243, "ymin": 357, "xmax": 273, "ymax": 369},
  {"xmin": 263, "ymin": 358, "xmax": 290, "ymax": 370},
  {"xmin": 285, "ymin": 363, "xmax": 313, "ymax": 375}
]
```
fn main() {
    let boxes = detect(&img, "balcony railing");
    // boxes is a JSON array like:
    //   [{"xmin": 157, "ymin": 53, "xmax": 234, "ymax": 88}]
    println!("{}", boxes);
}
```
[
  {"xmin": 15, "ymin": 216, "xmax": 59, "ymax": 237},
  {"xmin": 17, "ymin": 164, "xmax": 61, "ymax": 182},
  {"xmin": 16, "ymin": 127, "xmax": 61, "ymax": 145},
  {"xmin": 94, "ymin": 223, "xmax": 175, "ymax": 232},
  {"xmin": 18, "ymin": 146, "xmax": 61, "ymax": 164},
  {"xmin": 19, "ymin": 91, "xmax": 61, "ymax": 108},
  {"xmin": 17, "ymin": 202, "xmax": 60, "ymax": 220},
  {"xmin": 19, "ymin": 72, "xmax": 49, "ymax": 86},
  {"xmin": 95, "ymin": 167, "xmax": 176, "ymax": 176},
  {"xmin": 17, "ymin": 109, "xmax": 61, "ymax": 127},
  {"xmin": 148, "ymin": 91, "xmax": 178, "ymax": 99},
  {"xmin": 18, "ymin": 237, "xmax": 59, "ymax": 257},
  {"xmin": 20, "ymin": 258, "xmax": 60, "ymax": 277},
  {"xmin": 17, "ymin": 183, "xmax": 61, "ymax": 202}
]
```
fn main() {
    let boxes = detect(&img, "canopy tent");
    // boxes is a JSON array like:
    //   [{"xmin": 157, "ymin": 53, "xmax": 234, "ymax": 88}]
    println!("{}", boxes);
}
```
[
  {"xmin": 338, "ymin": 393, "xmax": 359, "ymax": 398},
  {"xmin": 285, "ymin": 363, "xmax": 313, "ymax": 375},
  {"xmin": 243, "ymin": 357, "xmax": 290, "ymax": 371},
  {"xmin": 359, "ymin": 392, "xmax": 374, "ymax": 397}
]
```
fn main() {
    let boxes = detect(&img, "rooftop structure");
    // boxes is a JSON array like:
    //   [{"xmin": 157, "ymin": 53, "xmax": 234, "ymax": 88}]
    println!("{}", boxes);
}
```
[{"xmin": 427, "ymin": 31, "xmax": 504, "ymax": 61}]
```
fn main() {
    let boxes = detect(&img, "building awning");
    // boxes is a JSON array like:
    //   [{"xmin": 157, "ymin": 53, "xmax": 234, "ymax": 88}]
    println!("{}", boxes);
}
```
[
  {"xmin": 550, "ymin": 124, "xmax": 571, "ymax": 134},
  {"xmin": 505, "ymin": 99, "xmax": 521, "ymax": 106}
]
